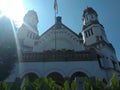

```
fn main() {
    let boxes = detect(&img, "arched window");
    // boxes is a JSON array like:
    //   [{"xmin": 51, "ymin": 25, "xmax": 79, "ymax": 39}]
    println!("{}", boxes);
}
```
[
  {"xmin": 47, "ymin": 72, "xmax": 65, "ymax": 86},
  {"xmin": 70, "ymin": 71, "xmax": 88, "ymax": 82},
  {"xmin": 23, "ymin": 72, "xmax": 39, "ymax": 82}
]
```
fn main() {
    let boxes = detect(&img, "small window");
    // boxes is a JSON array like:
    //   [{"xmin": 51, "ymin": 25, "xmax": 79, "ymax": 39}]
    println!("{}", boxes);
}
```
[
  {"xmin": 33, "ymin": 34, "xmax": 35, "ymax": 39},
  {"xmin": 85, "ymin": 31, "xmax": 88, "ymax": 38},
  {"xmin": 91, "ymin": 28, "xmax": 93, "ymax": 35},
  {"xmin": 30, "ymin": 33, "xmax": 32, "ymax": 38},
  {"xmin": 86, "ymin": 16, "xmax": 88, "ymax": 21},
  {"xmin": 91, "ymin": 14, "xmax": 93, "ymax": 19},
  {"xmin": 100, "ymin": 36, "xmax": 103, "ymax": 40},
  {"xmin": 106, "ymin": 57, "xmax": 108, "ymax": 59},
  {"xmin": 102, "ymin": 43, "xmax": 105, "ymax": 46},
  {"xmin": 96, "ymin": 36, "xmax": 99, "ymax": 41},
  {"xmin": 27, "ymin": 32, "xmax": 30, "ymax": 37},
  {"xmin": 112, "ymin": 61, "xmax": 117, "ymax": 70},
  {"xmin": 88, "ymin": 31, "xmax": 90, "ymax": 36}
]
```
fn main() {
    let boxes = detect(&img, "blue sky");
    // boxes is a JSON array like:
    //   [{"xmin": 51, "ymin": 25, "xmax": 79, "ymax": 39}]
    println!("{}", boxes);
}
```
[{"xmin": 23, "ymin": 0, "xmax": 120, "ymax": 61}]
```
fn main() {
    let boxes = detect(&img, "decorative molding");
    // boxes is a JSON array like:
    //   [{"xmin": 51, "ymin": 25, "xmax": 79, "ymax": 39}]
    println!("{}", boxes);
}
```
[{"xmin": 21, "ymin": 50, "xmax": 98, "ymax": 62}]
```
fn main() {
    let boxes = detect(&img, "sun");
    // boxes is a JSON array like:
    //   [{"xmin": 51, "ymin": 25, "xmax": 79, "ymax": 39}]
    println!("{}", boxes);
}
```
[{"xmin": 0, "ymin": 0, "xmax": 26, "ymax": 27}]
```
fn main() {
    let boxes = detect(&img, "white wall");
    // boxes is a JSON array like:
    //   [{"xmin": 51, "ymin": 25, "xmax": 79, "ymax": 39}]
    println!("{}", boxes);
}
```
[
  {"xmin": 82, "ymin": 24, "xmax": 109, "ymax": 45},
  {"xmin": 7, "ymin": 60, "xmax": 108, "ymax": 82},
  {"xmin": 33, "ymin": 28, "xmax": 85, "ymax": 52}
]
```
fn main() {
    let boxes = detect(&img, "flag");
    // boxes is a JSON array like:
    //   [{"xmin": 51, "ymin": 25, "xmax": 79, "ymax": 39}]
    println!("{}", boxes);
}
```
[{"xmin": 54, "ymin": 0, "xmax": 58, "ymax": 14}]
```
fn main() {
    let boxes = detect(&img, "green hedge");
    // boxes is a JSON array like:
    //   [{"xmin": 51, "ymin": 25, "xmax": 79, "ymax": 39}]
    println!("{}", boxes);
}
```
[{"xmin": 0, "ymin": 72, "xmax": 120, "ymax": 90}]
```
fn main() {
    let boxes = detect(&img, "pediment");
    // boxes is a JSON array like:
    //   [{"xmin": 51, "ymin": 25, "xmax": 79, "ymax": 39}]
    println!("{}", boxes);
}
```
[
  {"xmin": 39, "ymin": 22, "xmax": 81, "ymax": 40},
  {"xmin": 33, "ymin": 23, "xmax": 84, "ymax": 52}
]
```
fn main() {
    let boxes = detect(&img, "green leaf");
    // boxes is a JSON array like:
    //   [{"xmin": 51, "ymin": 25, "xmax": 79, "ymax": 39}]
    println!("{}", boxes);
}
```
[
  {"xmin": 71, "ymin": 80, "xmax": 76, "ymax": 90},
  {"xmin": 48, "ymin": 78, "xmax": 55, "ymax": 89},
  {"xmin": 84, "ymin": 77, "xmax": 93, "ymax": 90},
  {"xmin": 64, "ymin": 80, "xmax": 70, "ymax": 90},
  {"xmin": 110, "ymin": 72, "xmax": 119, "ymax": 88}
]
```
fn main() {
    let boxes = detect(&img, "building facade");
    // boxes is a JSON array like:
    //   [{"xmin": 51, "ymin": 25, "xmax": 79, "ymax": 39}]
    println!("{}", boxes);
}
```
[{"xmin": 6, "ymin": 7, "xmax": 120, "ymax": 85}]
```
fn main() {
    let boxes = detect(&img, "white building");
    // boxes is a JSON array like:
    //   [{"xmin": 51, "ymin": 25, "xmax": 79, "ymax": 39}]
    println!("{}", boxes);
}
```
[{"xmin": 6, "ymin": 7, "xmax": 120, "ymax": 85}]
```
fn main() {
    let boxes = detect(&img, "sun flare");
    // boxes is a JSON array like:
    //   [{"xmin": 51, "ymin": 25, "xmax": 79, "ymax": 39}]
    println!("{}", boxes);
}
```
[{"xmin": 0, "ymin": 0, "xmax": 26, "ymax": 27}]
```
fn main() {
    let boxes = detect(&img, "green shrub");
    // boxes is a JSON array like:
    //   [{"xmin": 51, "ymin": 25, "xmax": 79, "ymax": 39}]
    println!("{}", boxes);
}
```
[{"xmin": 0, "ymin": 72, "xmax": 120, "ymax": 90}]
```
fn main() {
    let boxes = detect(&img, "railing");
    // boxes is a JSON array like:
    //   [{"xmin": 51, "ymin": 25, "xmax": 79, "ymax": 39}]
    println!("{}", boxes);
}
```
[{"xmin": 21, "ymin": 50, "xmax": 98, "ymax": 62}]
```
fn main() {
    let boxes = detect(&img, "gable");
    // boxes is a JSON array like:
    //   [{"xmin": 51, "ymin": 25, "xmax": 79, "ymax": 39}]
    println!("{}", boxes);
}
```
[{"xmin": 33, "ymin": 23, "xmax": 84, "ymax": 52}]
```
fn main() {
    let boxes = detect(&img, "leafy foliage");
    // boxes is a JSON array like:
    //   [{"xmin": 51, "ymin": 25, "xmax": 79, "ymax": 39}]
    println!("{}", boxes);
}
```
[
  {"xmin": 71, "ymin": 80, "xmax": 76, "ymax": 90},
  {"xmin": 63, "ymin": 81, "xmax": 70, "ymax": 90},
  {"xmin": 84, "ymin": 77, "xmax": 93, "ymax": 90},
  {"xmin": 0, "ymin": 73, "xmax": 120, "ymax": 90}
]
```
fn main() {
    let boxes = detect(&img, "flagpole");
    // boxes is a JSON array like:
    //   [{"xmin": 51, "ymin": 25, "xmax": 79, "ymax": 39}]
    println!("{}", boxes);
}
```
[
  {"xmin": 54, "ymin": 0, "xmax": 58, "ymax": 23},
  {"xmin": 55, "ymin": 11, "xmax": 56, "ymax": 23},
  {"xmin": 54, "ymin": 0, "xmax": 58, "ymax": 51},
  {"xmin": 55, "ymin": 12, "xmax": 56, "ymax": 51},
  {"xmin": 54, "ymin": 8, "xmax": 57, "ymax": 61}
]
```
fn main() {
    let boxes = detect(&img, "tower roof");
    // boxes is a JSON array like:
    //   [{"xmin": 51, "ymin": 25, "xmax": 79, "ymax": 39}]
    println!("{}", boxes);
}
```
[
  {"xmin": 24, "ymin": 10, "xmax": 38, "ymax": 22},
  {"xmin": 82, "ymin": 7, "xmax": 98, "ymax": 17},
  {"xmin": 24, "ymin": 10, "xmax": 38, "ymax": 25},
  {"xmin": 23, "ymin": 10, "xmax": 39, "ymax": 33}
]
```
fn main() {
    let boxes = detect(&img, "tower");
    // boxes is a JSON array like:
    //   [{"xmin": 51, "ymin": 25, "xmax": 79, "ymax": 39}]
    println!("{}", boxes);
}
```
[
  {"xmin": 82, "ymin": 7, "xmax": 120, "ymax": 79},
  {"xmin": 17, "ymin": 10, "xmax": 39, "ymax": 52},
  {"xmin": 82, "ymin": 7, "xmax": 109, "ymax": 46}
]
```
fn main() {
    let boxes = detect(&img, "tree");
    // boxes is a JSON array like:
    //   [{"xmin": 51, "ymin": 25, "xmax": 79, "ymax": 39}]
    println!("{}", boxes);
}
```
[{"xmin": 0, "ymin": 16, "xmax": 18, "ymax": 81}]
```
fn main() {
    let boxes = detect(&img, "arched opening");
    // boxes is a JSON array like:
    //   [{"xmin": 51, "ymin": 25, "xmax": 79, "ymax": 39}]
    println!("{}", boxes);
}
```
[
  {"xmin": 24, "ymin": 72, "xmax": 39, "ymax": 82},
  {"xmin": 70, "ymin": 71, "xmax": 88, "ymax": 82},
  {"xmin": 47, "ymin": 72, "xmax": 65, "ymax": 86}
]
